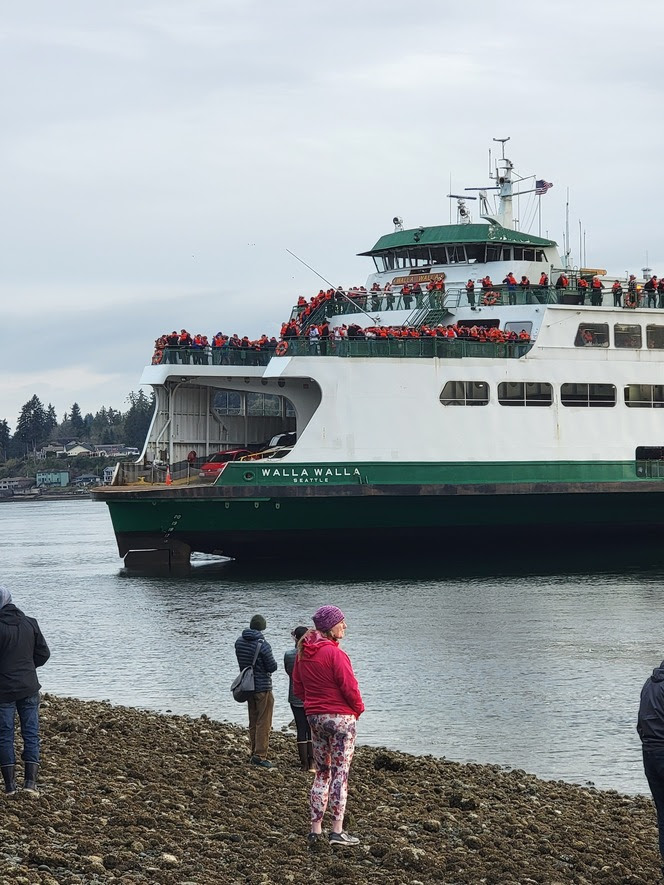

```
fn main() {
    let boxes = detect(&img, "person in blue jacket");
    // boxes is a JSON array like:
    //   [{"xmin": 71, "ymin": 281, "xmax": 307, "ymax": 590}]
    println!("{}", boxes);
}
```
[
  {"xmin": 638, "ymin": 659, "xmax": 664, "ymax": 876},
  {"xmin": 235, "ymin": 614, "xmax": 277, "ymax": 769}
]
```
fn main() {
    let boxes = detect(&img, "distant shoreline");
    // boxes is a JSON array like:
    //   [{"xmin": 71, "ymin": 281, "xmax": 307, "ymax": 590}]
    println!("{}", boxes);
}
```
[{"xmin": 0, "ymin": 492, "xmax": 92, "ymax": 503}]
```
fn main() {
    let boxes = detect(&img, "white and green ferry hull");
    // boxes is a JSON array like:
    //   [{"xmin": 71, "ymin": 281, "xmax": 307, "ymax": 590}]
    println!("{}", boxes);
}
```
[{"xmin": 97, "ymin": 458, "xmax": 664, "ymax": 565}]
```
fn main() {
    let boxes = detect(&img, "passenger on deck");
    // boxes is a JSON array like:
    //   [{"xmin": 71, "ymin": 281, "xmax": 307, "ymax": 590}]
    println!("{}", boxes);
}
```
[
  {"xmin": 555, "ymin": 274, "xmax": 569, "ymax": 302},
  {"xmin": 503, "ymin": 272, "xmax": 517, "ymax": 305},
  {"xmin": 626, "ymin": 275, "xmax": 638, "ymax": 309},
  {"xmin": 466, "ymin": 279, "xmax": 476, "ymax": 311},
  {"xmin": 658, "ymin": 278, "xmax": 664, "ymax": 309},
  {"xmin": 520, "ymin": 275, "xmax": 531, "ymax": 304},
  {"xmin": 401, "ymin": 284, "xmax": 413, "ymax": 309},
  {"xmin": 645, "ymin": 276, "xmax": 658, "ymax": 309},
  {"xmin": 612, "ymin": 281, "xmax": 623, "ymax": 307},
  {"xmin": 590, "ymin": 276, "xmax": 603, "ymax": 307},
  {"xmin": 577, "ymin": 277, "xmax": 588, "ymax": 305}
]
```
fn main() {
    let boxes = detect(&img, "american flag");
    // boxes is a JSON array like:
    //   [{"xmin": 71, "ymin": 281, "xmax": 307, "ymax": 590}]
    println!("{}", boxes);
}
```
[{"xmin": 535, "ymin": 179, "xmax": 553, "ymax": 195}]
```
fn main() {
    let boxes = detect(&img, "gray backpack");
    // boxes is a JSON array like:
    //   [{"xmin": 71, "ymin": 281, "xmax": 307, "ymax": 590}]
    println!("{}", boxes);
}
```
[{"xmin": 231, "ymin": 640, "xmax": 263, "ymax": 702}]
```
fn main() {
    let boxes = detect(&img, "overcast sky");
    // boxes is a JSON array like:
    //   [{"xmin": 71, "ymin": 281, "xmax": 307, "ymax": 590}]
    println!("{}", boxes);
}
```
[{"xmin": 1, "ymin": 0, "xmax": 662, "ymax": 428}]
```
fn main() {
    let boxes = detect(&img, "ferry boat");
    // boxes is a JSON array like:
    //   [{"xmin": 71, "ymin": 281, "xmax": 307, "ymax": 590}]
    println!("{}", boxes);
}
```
[{"xmin": 92, "ymin": 143, "xmax": 664, "ymax": 568}]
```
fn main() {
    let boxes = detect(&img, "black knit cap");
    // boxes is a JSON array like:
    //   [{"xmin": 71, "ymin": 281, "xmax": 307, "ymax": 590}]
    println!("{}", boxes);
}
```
[{"xmin": 250, "ymin": 614, "xmax": 266, "ymax": 631}]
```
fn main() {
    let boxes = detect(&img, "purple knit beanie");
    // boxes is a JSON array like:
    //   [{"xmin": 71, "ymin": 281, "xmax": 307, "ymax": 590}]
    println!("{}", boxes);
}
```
[{"xmin": 313, "ymin": 605, "xmax": 345, "ymax": 633}]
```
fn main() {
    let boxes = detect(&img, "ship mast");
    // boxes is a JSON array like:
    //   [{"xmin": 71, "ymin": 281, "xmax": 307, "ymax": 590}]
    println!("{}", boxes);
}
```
[
  {"xmin": 468, "ymin": 137, "xmax": 514, "ymax": 230},
  {"xmin": 492, "ymin": 137, "xmax": 514, "ymax": 230}
]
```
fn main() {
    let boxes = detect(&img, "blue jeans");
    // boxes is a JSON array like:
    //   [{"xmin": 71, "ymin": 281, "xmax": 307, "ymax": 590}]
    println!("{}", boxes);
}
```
[
  {"xmin": 0, "ymin": 692, "xmax": 41, "ymax": 766},
  {"xmin": 643, "ymin": 746, "xmax": 664, "ymax": 866}
]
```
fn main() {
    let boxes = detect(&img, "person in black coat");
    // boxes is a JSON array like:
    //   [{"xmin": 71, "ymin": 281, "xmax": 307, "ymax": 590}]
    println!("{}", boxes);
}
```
[
  {"xmin": 235, "ymin": 615, "xmax": 277, "ymax": 769},
  {"xmin": 0, "ymin": 586, "xmax": 50, "ymax": 796},
  {"xmin": 638, "ymin": 660, "xmax": 664, "ymax": 876}
]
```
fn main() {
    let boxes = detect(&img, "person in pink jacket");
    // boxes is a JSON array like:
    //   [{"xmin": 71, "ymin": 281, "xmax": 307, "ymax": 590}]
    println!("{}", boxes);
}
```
[{"xmin": 292, "ymin": 605, "xmax": 364, "ymax": 848}]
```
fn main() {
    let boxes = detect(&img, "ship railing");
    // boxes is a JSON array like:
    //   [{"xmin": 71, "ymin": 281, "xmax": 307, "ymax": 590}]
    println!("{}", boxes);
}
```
[
  {"xmin": 288, "ymin": 286, "xmax": 567, "ymax": 319},
  {"xmin": 157, "ymin": 347, "xmax": 274, "ymax": 367},
  {"xmin": 279, "ymin": 337, "xmax": 533, "ymax": 359},
  {"xmin": 153, "ymin": 336, "xmax": 534, "ymax": 367}
]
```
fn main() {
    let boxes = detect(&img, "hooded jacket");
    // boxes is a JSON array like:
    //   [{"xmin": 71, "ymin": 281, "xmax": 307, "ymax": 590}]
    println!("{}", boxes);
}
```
[
  {"xmin": 292, "ymin": 630, "xmax": 364, "ymax": 718},
  {"xmin": 0, "ymin": 604, "xmax": 50, "ymax": 703},
  {"xmin": 638, "ymin": 662, "xmax": 664, "ymax": 745},
  {"xmin": 234, "ymin": 629, "xmax": 277, "ymax": 693}
]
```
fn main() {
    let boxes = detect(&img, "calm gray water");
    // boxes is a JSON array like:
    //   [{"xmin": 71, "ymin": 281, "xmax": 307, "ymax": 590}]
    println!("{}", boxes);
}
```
[{"xmin": 2, "ymin": 498, "xmax": 664, "ymax": 795}]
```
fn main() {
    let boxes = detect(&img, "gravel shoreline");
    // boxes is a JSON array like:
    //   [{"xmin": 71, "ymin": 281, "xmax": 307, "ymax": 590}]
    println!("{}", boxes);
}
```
[{"xmin": 0, "ymin": 694, "xmax": 659, "ymax": 884}]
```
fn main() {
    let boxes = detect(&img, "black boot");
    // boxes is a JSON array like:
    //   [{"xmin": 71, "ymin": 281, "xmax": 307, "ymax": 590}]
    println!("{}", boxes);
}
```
[
  {"xmin": 24, "ymin": 762, "xmax": 39, "ymax": 795},
  {"xmin": 297, "ymin": 741, "xmax": 309, "ymax": 771},
  {"xmin": 1, "ymin": 764, "xmax": 16, "ymax": 796},
  {"xmin": 306, "ymin": 740, "xmax": 316, "ymax": 773}
]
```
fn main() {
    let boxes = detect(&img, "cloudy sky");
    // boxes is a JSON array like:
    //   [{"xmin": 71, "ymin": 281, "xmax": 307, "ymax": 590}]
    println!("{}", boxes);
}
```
[{"xmin": 1, "ymin": 0, "xmax": 662, "ymax": 428}]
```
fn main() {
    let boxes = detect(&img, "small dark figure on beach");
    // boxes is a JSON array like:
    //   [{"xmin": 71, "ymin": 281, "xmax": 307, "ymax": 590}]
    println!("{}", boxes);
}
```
[
  {"xmin": 0, "ymin": 586, "xmax": 50, "ymax": 796},
  {"xmin": 235, "ymin": 614, "xmax": 277, "ymax": 769},
  {"xmin": 638, "ymin": 659, "xmax": 664, "ymax": 878},
  {"xmin": 293, "ymin": 605, "xmax": 364, "ymax": 848},
  {"xmin": 284, "ymin": 625, "xmax": 315, "ymax": 772}
]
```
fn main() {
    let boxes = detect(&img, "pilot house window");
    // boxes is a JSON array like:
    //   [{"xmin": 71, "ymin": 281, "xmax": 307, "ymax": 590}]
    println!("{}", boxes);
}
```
[{"xmin": 440, "ymin": 381, "xmax": 489, "ymax": 406}]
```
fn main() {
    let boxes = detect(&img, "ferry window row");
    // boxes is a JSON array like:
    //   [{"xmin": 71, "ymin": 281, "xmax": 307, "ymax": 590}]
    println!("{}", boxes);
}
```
[
  {"xmin": 440, "ymin": 382, "xmax": 664, "ymax": 407},
  {"xmin": 575, "ymin": 323, "xmax": 664, "ymax": 349},
  {"xmin": 376, "ymin": 245, "xmax": 549, "ymax": 272},
  {"xmin": 213, "ymin": 391, "xmax": 296, "ymax": 417}
]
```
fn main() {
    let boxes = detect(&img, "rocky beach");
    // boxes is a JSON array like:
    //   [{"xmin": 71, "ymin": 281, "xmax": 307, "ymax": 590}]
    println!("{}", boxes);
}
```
[{"xmin": 0, "ymin": 695, "xmax": 659, "ymax": 884}]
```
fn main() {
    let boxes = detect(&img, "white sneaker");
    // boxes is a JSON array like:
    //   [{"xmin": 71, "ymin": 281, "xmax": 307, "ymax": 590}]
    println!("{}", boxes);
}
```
[{"xmin": 329, "ymin": 831, "xmax": 360, "ymax": 847}]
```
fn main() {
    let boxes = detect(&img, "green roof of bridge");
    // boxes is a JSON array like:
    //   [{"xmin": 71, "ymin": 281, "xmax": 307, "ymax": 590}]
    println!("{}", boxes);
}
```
[{"xmin": 358, "ymin": 223, "xmax": 557, "ymax": 256}]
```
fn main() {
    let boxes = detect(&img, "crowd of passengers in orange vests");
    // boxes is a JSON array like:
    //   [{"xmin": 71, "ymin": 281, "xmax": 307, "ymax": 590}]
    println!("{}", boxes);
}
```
[{"xmin": 151, "ymin": 282, "xmax": 531, "ymax": 363}]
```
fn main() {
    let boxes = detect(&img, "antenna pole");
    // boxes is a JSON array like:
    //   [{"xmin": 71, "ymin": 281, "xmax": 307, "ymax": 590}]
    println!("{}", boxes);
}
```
[
  {"xmin": 285, "ymin": 249, "xmax": 379, "ymax": 323},
  {"xmin": 449, "ymin": 173, "xmax": 452, "ymax": 224},
  {"xmin": 538, "ymin": 195, "xmax": 542, "ymax": 237},
  {"xmin": 565, "ymin": 188, "xmax": 570, "ymax": 268}
]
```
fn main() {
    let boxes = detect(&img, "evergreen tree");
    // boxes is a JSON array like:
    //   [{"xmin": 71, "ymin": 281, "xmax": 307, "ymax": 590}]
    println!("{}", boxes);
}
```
[
  {"xmin": 12, "ymin": 395, "xmax": 47, "ymax": 455},
  {"xmin": 69, "ymin": 402, "xmax": 86, "ymax": 438},
  {"xmin": 44, "ymin": 404, "xmax": 58, "ymax": 437},
  {"xmin": 123, "ymin": 390, "xmax": 154, "ymax": 449},
  {"xmin": 0, "ymin": 419, "xmax": 10, "ymax": 461}
]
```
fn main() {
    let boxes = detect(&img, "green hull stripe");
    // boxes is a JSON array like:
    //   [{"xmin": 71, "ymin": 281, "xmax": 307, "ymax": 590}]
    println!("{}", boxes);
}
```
[{"xmin": 217, "ymin": 459, "xmax": 655, "ymax": 487}]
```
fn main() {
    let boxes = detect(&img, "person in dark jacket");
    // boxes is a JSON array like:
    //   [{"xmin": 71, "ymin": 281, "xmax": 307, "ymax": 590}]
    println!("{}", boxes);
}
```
[
  {"xmin": 0, "ymin": 586, "xmax": 50, "ymax": 796},
  {"xmin": 235, "ymin": 614, "xmax": 277, "ymax": 769},
  {"xmin": 638, "ymin": 660, "xmax": 664, "ymax": 875},
  {"xmin": 284, "ymin": 625, "xmax": 314, "ymax": 772}
]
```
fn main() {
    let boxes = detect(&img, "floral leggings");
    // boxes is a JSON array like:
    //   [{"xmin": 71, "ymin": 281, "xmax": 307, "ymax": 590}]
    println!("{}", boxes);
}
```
[{"xmin": 308, "ymin": 713, "xmax": 357, "ymax": 823}]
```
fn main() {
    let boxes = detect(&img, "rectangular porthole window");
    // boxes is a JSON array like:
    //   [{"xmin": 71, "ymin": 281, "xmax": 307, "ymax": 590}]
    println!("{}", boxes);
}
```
[
  {"xmin": 561, "ymin": 383, "xmax": 616, "ymax": 407},
  {"xmin": 440, "ymin": 381, "xmax": 489, "ymax": 406},
  {"xmin": 625, "ymin": 385, "xmax": 664, "ymax": 407},
  {"xmin": 497, "ymin": 382, "xmax": 553, "ymax": 406},
  {"xmin": 574, "ymin": 323, "xmax": 610, "ymax": 347},
  {"xmin": 646, "ymin": 325, "xmax": 664, "ymax": 349},
  {"xmin": 614, "ymin": 324, "xmax": 642, "ymax": 348}
]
